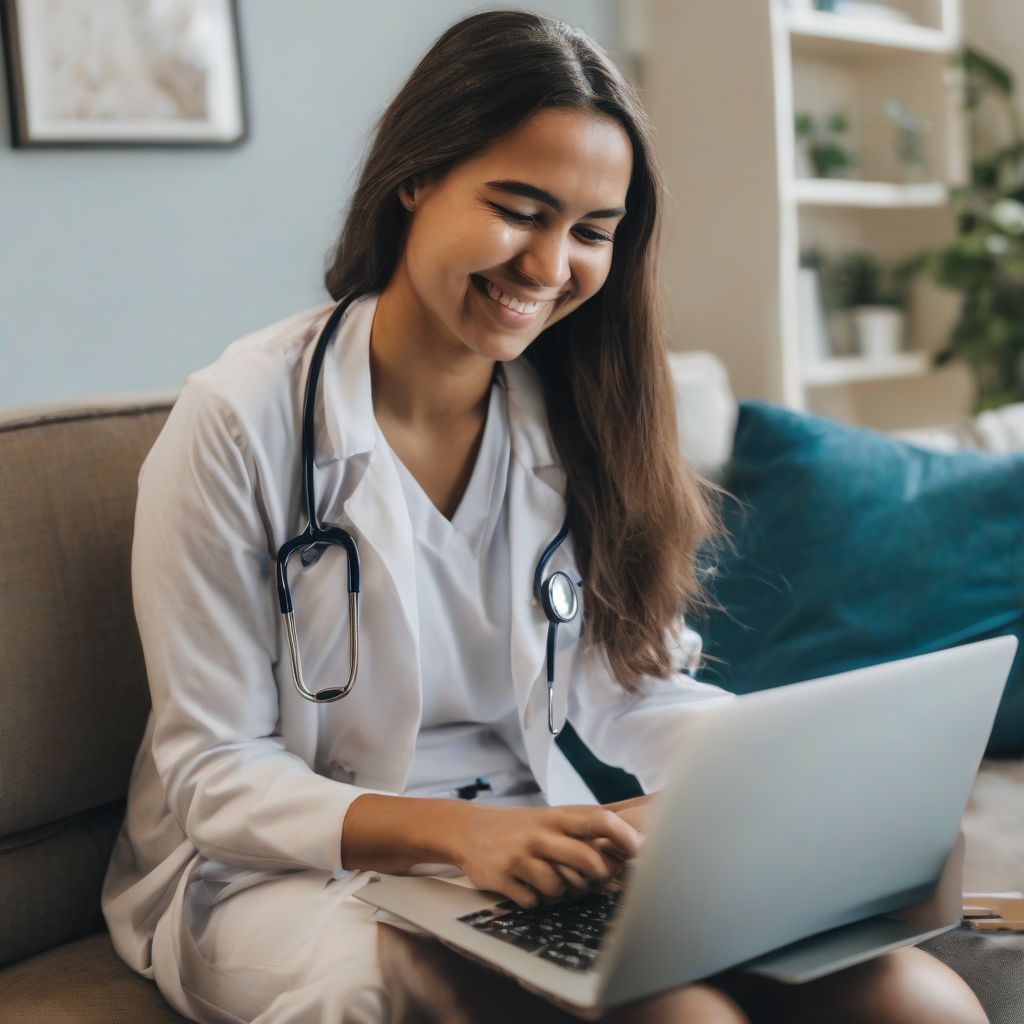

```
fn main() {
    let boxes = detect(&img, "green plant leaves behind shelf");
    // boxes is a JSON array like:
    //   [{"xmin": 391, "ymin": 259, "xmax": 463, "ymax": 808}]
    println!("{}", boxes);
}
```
[{"xmin": 905, "ymin": 44, "xmax": 1024, "ymax": 410}]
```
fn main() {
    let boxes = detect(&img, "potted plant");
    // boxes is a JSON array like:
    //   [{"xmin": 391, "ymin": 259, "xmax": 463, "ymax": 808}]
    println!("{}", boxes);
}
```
[
  {"xmin": 824, "ymin": 250, "xmax": 909, "ymax": 358},
  {"xmin": 905, "ymin": 46, "xmax": 1024, "ymax": 411},
  {"xmin": 794, "ymin": 111, "xmax": 855, "ymax": 179}
]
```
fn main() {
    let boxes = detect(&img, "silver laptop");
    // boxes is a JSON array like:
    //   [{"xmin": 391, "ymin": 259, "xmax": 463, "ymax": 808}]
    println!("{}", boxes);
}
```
[{"xmin": 355, "ymin": 635, "xmax": 1018, "ymax": 1019}]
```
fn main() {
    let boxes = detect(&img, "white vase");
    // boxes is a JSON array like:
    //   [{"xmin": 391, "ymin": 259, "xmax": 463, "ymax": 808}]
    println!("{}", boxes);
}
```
[
  {"xmin": 853, "ymin": 306, "xmax": 904, "ymax": 359},
  {"xmin": 796, "ymin": 268, "xmax": 832, "ymax": 363}
]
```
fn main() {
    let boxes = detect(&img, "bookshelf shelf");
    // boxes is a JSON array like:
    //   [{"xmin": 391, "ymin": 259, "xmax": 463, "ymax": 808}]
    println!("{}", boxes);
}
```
[
  {"xmin": 792, "ymin": 178, "xmax": 948, "ymax": 207},
  {"xmin": 803, "ymin": 351, "xmax": 929, "ymax": 386}
]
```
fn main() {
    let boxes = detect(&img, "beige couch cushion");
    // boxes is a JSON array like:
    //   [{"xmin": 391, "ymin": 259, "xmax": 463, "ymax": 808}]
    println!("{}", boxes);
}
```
[{"xmin": 0, "ymin": 932, "xmax": 187, "ymax": 1022}]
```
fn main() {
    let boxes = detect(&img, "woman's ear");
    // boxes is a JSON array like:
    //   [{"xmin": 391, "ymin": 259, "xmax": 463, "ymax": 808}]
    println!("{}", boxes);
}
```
[{"xmin": 398, "ymin": 178, "xmax": 419, "ymax": 212}]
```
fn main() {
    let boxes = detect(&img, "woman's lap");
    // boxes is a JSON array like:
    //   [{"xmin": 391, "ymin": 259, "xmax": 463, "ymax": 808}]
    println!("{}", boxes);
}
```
[
  {"xmin": 155, "ymin": 862, "xmax": 985, "ymax": 1024},
  {"xmin": 154, "ymin": 862, "xmax": 390, "ymax": 1024}
]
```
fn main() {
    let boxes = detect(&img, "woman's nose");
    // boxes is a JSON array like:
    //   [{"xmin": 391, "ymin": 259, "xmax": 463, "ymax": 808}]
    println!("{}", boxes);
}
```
[{"xmin": 516, "ymin": 232, "xmax": 571, "ymax": 292}]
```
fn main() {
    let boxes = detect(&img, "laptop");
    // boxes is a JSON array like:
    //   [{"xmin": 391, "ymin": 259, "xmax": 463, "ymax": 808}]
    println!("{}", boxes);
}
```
[{"xmin": 355, "ymin": 634, "xmax": 1018, "ymax": 1019}]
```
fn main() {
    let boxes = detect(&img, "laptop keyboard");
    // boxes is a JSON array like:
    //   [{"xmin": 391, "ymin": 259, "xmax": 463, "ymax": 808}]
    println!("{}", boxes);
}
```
[{"xmin": 456, "ymin": 888, "xmax": 624, "ymax": 973}]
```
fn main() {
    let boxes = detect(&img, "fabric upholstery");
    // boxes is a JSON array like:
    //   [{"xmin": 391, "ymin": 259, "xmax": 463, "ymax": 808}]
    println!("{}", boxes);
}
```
[
  {"xmin": 0, "ymin": 801, "xmax": 125, "ymax": 969},
  {"xmin": 0, "ymin": 400, "xmax": 173, "ymax": 971},
  {"xmin": 920, "ymin": 926, "xmax": 1024, "ymax": 1024},
  {"xmin": 0, "ymin": 932, "xmax": 188, "ymax": 1022},
  {"xmin": 0, "ymin": 402, "xmax": 171, "ymax": 837}
]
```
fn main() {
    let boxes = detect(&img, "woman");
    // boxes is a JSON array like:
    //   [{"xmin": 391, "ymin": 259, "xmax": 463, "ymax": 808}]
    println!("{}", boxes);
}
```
[{"xmin": 102, "ymin": 10, "xmax": 987, "ymax": 1024}]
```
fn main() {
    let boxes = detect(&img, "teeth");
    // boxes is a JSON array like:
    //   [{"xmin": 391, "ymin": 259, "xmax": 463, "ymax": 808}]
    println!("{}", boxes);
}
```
[{"xmin": 484, "ymin": 278, "xmax": 540, "ymax": 314}]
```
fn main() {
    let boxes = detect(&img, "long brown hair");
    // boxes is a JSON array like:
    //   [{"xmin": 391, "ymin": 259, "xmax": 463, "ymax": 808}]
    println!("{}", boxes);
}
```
[{"xmin": 324, "ymin": 10, "xmax": 719, "ymax": 690}]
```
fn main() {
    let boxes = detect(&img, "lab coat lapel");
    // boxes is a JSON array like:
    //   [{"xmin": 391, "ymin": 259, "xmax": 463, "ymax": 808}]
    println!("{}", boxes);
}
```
[
  {"xmin": 313, "ymin": 290, "xmax": 420, "ymax": 646},
  {"xmin": 342, "ymin": 451, "xmax": 420, "ymax": 667},
  {"xmin": 336, "ymin": 448, "xmax": 423, "ymax": 791},
  {"xmin": 310, "ymin": 292, "xmax": 422, "ymax": 790}
]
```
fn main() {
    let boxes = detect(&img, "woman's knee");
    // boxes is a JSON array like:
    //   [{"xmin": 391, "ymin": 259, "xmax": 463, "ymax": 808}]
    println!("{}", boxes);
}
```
[
  {"xmin": 850, "ymin": 947, "xmax": 987, "ymax": 1024},
  {"xmin": 768, "ymin": 946, "xmax": 987, "ymax": 1024}
]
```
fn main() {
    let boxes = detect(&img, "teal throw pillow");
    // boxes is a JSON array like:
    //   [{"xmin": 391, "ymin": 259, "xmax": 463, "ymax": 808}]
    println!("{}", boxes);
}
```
[{"xmin": 699, "ymin": 401, "xmax": 1024, "ymax": 757}]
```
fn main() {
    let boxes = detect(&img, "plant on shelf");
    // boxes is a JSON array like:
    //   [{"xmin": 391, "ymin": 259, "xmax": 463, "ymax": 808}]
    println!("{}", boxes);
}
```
[
  {"xmin": 905, "ymin": 47, "xmax": 1024, "ymax": 411},
  {"xmin": 794, "ymin": 111, "xmax": 854, "ymax": 179},
  {"xmin": 884, "ymin": 99, "xmax": 933, "ymax": 183},
  {"xmin": 823, "ymin": 250, "xmax": 909, "ymax": 359}
]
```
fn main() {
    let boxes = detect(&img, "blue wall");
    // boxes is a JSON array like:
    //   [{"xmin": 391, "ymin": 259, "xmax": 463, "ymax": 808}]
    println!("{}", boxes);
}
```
[{"xmin": 0, "ymin": 1, "xmax": 622, "ymax": 409}]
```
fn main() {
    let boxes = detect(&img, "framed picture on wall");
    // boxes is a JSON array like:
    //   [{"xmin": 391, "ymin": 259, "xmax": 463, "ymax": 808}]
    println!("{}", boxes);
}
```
[{"xmin": 0, "ymin": 0, "xmax": 247, "ymax": 148}]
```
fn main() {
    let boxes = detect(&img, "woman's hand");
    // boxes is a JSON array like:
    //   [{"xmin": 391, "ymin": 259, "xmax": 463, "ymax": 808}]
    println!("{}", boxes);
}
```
[
  {"xmin": 453, "ymin": 803, "xmax": 643, "ymax": 909},
  {"xmin": 580, "ymin": 794, "xmax": 658, "ymax": 894}
]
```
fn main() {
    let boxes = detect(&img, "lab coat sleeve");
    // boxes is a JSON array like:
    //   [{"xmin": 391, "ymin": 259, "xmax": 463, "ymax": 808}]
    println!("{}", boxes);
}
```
[
  {"xmin": 566, "ymin": 626, "xmax": 736, "ymax": 795},
  {"xmin": 132, "ymin": 377, "xmax": 380, "ymax": 874}
]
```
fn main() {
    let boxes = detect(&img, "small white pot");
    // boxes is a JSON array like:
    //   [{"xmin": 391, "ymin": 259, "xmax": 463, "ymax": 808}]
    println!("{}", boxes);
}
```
[{"xmin": 853, "ymin": 306, "xmax": 904, "ymax": 359}]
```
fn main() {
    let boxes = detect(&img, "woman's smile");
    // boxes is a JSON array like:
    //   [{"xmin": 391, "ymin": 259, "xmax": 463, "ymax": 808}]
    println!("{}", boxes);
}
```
[{"xmin": 471, "ymin": 273, "xmax": 547, "ymax": 327}]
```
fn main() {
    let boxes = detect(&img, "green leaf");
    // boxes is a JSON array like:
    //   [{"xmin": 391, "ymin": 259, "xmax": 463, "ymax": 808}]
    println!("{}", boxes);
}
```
[
  {"xmin": 926, "ymin": 247, "xmax": 993, "ymax": 290},
  {"xmin": 825, "ymin": 112, "xmax": 848, "ymax": 133},
  {"xmin": 998, "ymin": 255, "xmax": 1024, "ymax": 283},
  {"xmin": 962, "ymin": 45, "xmax": 1015, "ymax": 99}
]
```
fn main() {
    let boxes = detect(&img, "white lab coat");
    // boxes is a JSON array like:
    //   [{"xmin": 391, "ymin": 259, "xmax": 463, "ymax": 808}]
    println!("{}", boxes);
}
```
[{"xmin": 101, "ymin": 291, "xmax": 735, "ymax": 1023}]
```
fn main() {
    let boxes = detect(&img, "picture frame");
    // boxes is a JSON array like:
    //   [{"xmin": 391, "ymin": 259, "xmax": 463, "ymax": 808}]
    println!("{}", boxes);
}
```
[{"xmin": 0, "ymin": 0, "xmax": 247, "ymax": 148}]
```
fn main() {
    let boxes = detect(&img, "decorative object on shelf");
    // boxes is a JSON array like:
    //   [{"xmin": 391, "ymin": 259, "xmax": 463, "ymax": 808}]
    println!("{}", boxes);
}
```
[
  {"xmin": 796, "ymin": 249, "xmax": 835, "ymax": 363},
  {"xmin": 824, "ymin": 250, "xmax": 909, "ymax": 358},
  {"xmin": 794, "ymin": 110, "xmax": 855, "ymax": 179},
  {"xmin": 884, "ymin": 99, "xmax": 933, "ymax": 183},
  {"xmin": 907, "ymin": 47, "xmax": 1024, "ymax": 411},
  {"xmin": 0, "ymin": 0, "xmax": 247, "ymax": 147}
]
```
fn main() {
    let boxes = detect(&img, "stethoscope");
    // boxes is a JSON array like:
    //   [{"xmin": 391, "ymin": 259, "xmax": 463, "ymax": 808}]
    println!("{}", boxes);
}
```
[{"xmin": 275, "ymin": 294, "xmax": 580, "ymax": 736}]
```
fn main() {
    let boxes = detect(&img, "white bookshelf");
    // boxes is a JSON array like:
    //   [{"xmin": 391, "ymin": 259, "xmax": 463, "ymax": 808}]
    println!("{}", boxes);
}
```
[{"xmin": 637, "ymin": 0, "xmax": 975, "ymax": 431}]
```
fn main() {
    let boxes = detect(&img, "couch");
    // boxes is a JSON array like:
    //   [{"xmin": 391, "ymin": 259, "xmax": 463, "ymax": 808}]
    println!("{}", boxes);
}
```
[{"xmin": 1, "ymin": 358, "xmax": 1022, "ymax": 1023}]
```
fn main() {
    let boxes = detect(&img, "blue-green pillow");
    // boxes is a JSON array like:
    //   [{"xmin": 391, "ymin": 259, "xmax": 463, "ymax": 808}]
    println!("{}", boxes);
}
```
[{"xmin": 699, "ymin": 401, "xmax": 1024, "ymax": 757}]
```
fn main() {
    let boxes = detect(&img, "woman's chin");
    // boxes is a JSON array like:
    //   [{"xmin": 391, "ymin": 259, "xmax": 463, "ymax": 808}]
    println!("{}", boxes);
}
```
[{"xmin": 467, "ymin": 332, "xmax": 537, "ymax": 363}]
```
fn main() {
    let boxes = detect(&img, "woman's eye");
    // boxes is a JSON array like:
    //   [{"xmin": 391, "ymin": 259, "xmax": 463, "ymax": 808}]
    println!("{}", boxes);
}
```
[
  {"xmin": 491, "ymin": 204, "xmax": 613, "ymax": 245},
  {"xmin": 494, "ymin": 205, "xmax": 536, "ymax": 225}
]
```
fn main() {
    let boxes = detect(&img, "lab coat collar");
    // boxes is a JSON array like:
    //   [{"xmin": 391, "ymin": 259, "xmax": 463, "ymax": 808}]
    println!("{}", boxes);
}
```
[{"xmin": 314, "ymin": 292, "xmax": 379, "ymax": 466}]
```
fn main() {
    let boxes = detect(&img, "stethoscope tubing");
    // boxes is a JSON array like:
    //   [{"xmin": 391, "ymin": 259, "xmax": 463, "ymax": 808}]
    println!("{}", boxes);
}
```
[{"xmin": 275, "ymin": 295, "xmax": 578, "ymax": 733}]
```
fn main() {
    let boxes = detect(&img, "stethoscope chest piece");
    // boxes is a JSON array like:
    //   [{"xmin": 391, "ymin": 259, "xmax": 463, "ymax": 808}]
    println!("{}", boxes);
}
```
[
  {"xmin": 540, "ymin": 569, "xmax": 578, "ymax": 624},
  {"xmin": 534, "ymin": 522, "xmax": 579, "ymax": 737}
]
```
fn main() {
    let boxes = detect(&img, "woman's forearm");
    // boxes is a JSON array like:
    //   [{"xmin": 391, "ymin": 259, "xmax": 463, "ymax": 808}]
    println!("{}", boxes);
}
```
[
  {"xmin": 604, "ymin": 792, "xmax": 659, "ymax": 835},
  {"xmin": 340, "ymin": 793, "xmax": 471, "ymax": 873}
]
